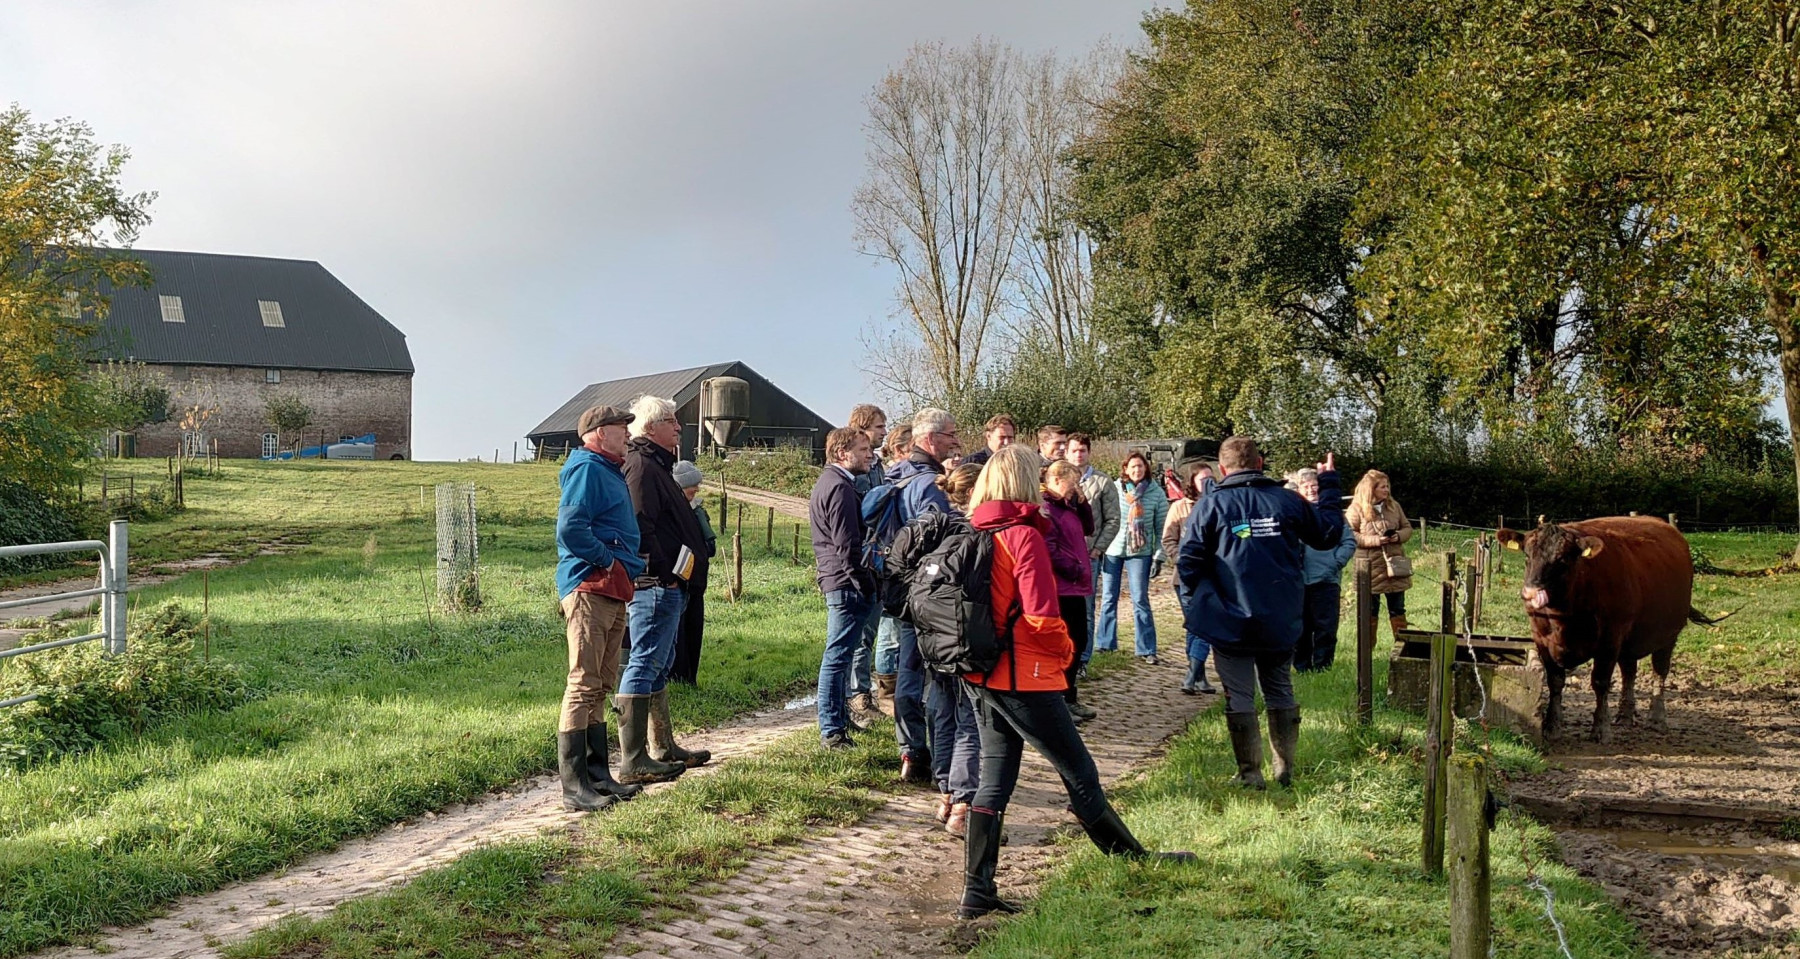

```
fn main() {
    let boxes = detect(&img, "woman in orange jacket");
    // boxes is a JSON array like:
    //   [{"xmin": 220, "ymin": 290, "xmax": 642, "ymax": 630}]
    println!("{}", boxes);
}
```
[{"xmin": 957, "ymin": 446, "xmax": 1193, "ymax": 919}]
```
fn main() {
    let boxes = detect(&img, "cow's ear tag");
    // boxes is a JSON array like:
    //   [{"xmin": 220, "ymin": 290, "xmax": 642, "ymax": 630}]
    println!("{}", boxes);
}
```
[
  {"xmin": 1504, "ymin": 539, "xmax": 1522, "ymax": 552},
  {"xmin": 1580, "ymin": 546, "xmax": 1595, "ymax": 557},
  {"xmin": 1578, "ymin": 536, "xmax": 1605, "ymax": 558}
]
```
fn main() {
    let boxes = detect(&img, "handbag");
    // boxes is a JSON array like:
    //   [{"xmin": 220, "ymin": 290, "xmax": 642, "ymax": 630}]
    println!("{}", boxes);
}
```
[{"xmin": 1384, "ymin": 550, "xmax": 1413, "ymax": 579}]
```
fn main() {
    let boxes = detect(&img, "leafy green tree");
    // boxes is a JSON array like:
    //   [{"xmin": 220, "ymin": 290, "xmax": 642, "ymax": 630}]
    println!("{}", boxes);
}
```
[
  {"xmin": 0, "ymin": 105, "xmax": 153, "ymax": 493},
  {"xmin": 91, "ymin": 360, "xmax": 171, "ymax": 436},
  {"xmin": 1356, "ymin": 0, "xmax": 1800, "ymax": 541},
  {"xmin": 1069, "ymin": 0, "xmax": 1437, "ymax": 443},
  {"xmin": 264, "ymin": 394, "xmax": 314, "ymax": 459}
]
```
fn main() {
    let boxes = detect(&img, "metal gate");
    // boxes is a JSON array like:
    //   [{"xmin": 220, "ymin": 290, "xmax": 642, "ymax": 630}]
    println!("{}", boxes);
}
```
[{"xmin": 0, "ymin": 520, "xmax": 129, "ymax": 708}]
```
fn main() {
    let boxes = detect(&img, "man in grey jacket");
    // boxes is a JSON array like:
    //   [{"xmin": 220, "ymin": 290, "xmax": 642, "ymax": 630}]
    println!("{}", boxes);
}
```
[{"xmin": 1066, "ymin": 433, "xmax": 1119, "ymax": 670}]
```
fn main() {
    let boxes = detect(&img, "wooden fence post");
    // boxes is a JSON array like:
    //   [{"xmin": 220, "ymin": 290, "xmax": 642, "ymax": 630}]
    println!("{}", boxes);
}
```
[
  {"xmin": 736, "ymin": 502, "xmax": 745, "ymax": 535},
  {"xmin": 792, "ymin": 522, "xmax": 801, "ymax": 564},
  {"xmin": 1422, "ymin": 626, "xmax": 1453, "ymax": 874},
  {"xmin": 719, "ymin": 473, "xmax": 729, "ymax": 532},
  {"xmin": 732, "ymin": 531, "xmax": 744, "ymax": 599},
  {"xmin": 1448, "ymin": 753, "xmax": 1492, "ymax": 959},
  {"xmin": 1356, "ymin": 563, "xmax": 1374, "ymax": 725},
  {"xmin": 1440, "ymin": 551, "xmax": 1457, "ymax": 635},
  {"xmin": 1464, "ymin": 557, "xmax": 1481, "ymax": 636},
  {"xmin": 765, "ymin": 505, "xmax": 774, "ymax": 549},
  {"xmin": 1419, "ymin": 515, "xmax": 1427, "ymax": 549}
]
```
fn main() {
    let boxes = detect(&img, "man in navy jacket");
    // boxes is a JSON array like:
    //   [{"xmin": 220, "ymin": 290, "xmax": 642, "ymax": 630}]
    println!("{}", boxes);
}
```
[
  {"xmin": 1178, "ymin": 437, "xmax": 1344, "ymax": 789},
  {"xmin": 809, "ymin": 427, "xmax": 877, "ymax": 748}
]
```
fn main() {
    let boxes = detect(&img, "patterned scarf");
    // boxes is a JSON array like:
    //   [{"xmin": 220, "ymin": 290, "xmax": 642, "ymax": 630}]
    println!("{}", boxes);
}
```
[{"xmin": 1124, "ymin": 478, "xmax": 1151, "ymax": 552}]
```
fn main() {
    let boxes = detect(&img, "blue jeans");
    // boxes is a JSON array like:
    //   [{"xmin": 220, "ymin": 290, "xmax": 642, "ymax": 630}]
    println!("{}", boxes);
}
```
[
  {"xmin": 893, "ymin": 621, "xmax": 930, "ymax": 758},
  {"xmin": 1081, "ymin": 563, "xmax": 1101, "ymax": 665},
  {"xmin": 820, "ymin": 590, "xmax": 874, "ymax": 739},
  {"xmin": 1098, "ymin": 554, "xmax": 1157, "ymax": 656},
  {"xmin": 874, "ymin": 616, "xmax": 899, "ymax": 674},
  {"xmin": 928, "ymin": 671, "xmax": 980, "ymax": 802},
  {"xmin": 849, "ymin": 601, "xmax": 879, "ymax": 695},
  {"xmin": 620, "ymin": 583, "xmax": 687, "ymax": 695},
  {"xmin": 1175, "ymin": 581, "xmax": 1211, "ymax": 685}
]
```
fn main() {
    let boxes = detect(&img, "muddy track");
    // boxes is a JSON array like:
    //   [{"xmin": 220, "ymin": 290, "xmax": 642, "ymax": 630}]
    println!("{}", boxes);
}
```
[{"xmin": 1511, "ymin": 674, "xmax": 1800, "ymax": 957}]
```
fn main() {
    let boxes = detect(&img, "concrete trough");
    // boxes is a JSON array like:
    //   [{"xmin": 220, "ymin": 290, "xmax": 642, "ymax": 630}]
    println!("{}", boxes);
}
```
[{"xmin": 1386, "ymin": 630, "xmax": 1547, "ymax": 744}]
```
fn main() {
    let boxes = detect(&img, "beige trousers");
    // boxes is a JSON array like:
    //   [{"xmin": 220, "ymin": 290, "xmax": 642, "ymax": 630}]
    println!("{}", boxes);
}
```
[{"xmin": 559, "ymin": 591, "xmax": 628, "ymax": 732}]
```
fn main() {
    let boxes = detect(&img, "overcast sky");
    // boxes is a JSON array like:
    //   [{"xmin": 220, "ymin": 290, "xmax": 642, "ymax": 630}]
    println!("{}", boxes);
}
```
[{"xmin": 2, "ymin": 1, "xmax": 1148, "ymax": 460}]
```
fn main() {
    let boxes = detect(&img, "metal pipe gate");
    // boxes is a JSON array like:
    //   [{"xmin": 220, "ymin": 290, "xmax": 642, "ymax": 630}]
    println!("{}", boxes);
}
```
[{"xmin": 0, "ymin": 520, "xmax": 129, "ymax": 708}]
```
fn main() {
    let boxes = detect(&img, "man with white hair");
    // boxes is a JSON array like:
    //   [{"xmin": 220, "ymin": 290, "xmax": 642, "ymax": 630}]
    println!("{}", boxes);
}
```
[
  {"xmin": 616, "ymin": 394, "xmax": 711, "ymax": 783},
  {"xmin": 880, "ymin": 407, "xmax": 959, "ymax": 782}
]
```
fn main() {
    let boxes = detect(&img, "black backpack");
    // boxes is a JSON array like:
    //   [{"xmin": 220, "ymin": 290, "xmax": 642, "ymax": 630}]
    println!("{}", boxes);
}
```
[{"xmin": 889, "ymin": 511, "xmax": 1022, "ymax": 677}]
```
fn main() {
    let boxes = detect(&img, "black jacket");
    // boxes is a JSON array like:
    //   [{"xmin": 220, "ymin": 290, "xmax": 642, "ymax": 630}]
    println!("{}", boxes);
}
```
[
  {"xmin": 809, "ymin": 465, "xmax": 873, "ymax": 595},
  {"xmin": 623, "ymin": 437, "xmax": 709, "ymax": 586}
]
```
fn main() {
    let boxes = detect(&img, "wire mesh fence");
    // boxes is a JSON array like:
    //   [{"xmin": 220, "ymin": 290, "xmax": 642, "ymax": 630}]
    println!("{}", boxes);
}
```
[{"xmin": 435, "ymin": 482, "xmax": 480, "ymax": 611}]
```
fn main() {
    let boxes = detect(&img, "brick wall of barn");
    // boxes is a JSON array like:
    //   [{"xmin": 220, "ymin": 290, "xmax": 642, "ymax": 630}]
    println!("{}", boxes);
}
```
[{"xmin": 125, "ymin": 365, "xmax": 413, "ymax": 460}]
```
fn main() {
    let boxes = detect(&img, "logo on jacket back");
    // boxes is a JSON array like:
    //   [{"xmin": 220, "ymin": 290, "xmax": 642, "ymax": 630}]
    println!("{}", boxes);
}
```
[{"xmin": 1232, "ymin": 517, "xmax": 1282, "ymax": 539}]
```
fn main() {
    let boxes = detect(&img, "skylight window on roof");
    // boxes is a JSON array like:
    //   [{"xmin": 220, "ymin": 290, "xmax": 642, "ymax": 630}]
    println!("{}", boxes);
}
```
[
  {"xmin": 258, "ymin": 300, "xmax": 286, "ymax": 328},
  {"xmin": 159, "ymin": 295, "xmax": 186, "ymax": 323}
]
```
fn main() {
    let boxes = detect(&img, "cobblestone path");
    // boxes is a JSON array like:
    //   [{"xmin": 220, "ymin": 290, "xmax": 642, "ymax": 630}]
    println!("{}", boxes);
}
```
[
  {"xmin": 33, "ymin": 703, "xmax": 822, "ymax": 959},
  {"xmin": 602, "ymin": 651, "xmax": 1213, "ymax": 959}
]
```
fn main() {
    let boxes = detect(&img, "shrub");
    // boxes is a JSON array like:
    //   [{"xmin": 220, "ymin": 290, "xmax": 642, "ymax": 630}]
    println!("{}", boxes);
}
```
[
  {"xmin": 0, "ymin": 602, "xmax": 249, "ymax": 769},
  {"xmin": 695, "ymin": 446, "xmax": 820, "ymax": 499},
  {"xmin": 0, "ymin": 483, "xmax": 82, "ymax": 577}
]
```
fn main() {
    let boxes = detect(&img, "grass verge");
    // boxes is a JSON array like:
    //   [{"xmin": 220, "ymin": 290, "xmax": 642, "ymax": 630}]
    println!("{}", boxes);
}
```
[
  {"xmin": 0, "ymin": 460, "xmax": 827, "ymax": 957},
  {"xmin": 224, "ymin": 726, "xmax": 900, "ymax": 959},
  {"xmin": 970, "ymin": 661, "xmax": 1645, "ymax": 958}
]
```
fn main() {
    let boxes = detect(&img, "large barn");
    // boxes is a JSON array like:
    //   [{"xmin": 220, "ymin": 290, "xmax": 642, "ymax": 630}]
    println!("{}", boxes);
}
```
[
  {"xmin": 528, "ymin": 361, "xmax": 835, "ymax": 461},
  {"xmin": 93, "ymin": 249, "xmax": 414, "ymax": 460}
]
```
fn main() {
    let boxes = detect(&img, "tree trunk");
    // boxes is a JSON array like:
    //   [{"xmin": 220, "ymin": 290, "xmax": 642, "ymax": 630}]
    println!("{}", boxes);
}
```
[{"xmin": 1748, "ymin": 241, "xmax": 1800, "ymax": 564}]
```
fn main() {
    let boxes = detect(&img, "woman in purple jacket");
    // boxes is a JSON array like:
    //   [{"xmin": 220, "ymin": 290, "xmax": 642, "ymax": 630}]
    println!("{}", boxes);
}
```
[{"xmin": 1042, "ymin": 459, "xmax": 1097, "ymax": 722}]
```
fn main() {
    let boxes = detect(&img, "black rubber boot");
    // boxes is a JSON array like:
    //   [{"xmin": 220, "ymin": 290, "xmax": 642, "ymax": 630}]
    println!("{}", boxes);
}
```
[
  {"xmin": 616, "ymin": 694, "xmax": 685, "ymax": 784},
  {"xmin": 958, "ymin": 809, "xmax": 1020, "ymax": 919},
  {"xmin": 1226, "ymin": 712, "xmax": 1267, "ymax": 790},
  {"xmin": 559, "ymin": 730, "xmax": 614, "ymax": 813},
  {"xmin": 1268, "ymin": 707, "xmax": 1301, "ymax": 788},
  {"xmin": 584, "ymin": 723, "xmax": 642, "ymax": 800},
  {"xmin": 649, "ymin": 688, "xmax": 712, "ymax": 767},
  {"xmin": 1080, "ymin": 805, "xmax": 1198, "ymax": 862}
]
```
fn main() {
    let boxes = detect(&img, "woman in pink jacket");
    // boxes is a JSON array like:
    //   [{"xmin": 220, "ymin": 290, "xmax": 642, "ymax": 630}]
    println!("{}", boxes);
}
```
[{"xmin": 1040, "ymin": 458, "xmax": 1097, "ymax": 722}]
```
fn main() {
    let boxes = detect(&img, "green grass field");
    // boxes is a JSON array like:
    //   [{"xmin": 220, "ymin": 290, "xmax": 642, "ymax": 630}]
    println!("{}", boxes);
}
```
[{"xmin": 0, "ymin": 460, "xmax": 830, "ymax": 957}]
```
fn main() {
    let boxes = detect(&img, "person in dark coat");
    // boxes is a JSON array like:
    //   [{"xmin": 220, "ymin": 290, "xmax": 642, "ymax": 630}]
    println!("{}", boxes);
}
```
[
  {"xmin": 1040, "ymin": 458, "xmax": 1096, "ymax": 720},
  {"xmin": 846, "ymin": 404, "xmax": 889, "ymax": 716},
  {"xmin": 808, "ymin": 427, "xmax": 877, "ymax": 748},
  {"xmin": 1291, "ymin": 468, "xmax": 1357, "ymax": 671},
  {"xmin": 885, "ymin": 408, "xmax": 960, "ymax": 783},
  {"xmin": 1178, "ymin": 437, "xmax": 1344, "ymax": 789},
  {"xmin": 617, "ymin": 395, "xmax": 712, "ymax": 783},
  {"xmin": 669, "ymin": 460, "xmax": 715, "ymax": 686}
]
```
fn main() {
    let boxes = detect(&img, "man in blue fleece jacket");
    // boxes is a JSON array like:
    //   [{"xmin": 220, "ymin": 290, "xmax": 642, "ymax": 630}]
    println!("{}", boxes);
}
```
[{"xmin": 555, "ymin": 404, "xmax": 656, "ymax": 812}]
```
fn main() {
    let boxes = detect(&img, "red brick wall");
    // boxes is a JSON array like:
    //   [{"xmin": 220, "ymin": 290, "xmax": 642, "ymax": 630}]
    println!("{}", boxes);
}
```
[{"xmin": 126, "ymin": 365, "xmax": 413, "ymax": 460}]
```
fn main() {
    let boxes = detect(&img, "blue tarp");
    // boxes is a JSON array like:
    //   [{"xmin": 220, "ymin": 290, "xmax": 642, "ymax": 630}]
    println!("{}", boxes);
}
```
[{"xmin": 264, "ymin": 433, "xmax": 376, "ymax": 461}]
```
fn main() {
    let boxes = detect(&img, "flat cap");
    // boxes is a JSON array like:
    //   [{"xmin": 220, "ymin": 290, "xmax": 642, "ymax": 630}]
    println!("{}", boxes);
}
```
[
  {"xmin": 672, "ymin": 460, "xmax": 704, "ymax": 489},
  {"xmin": 578, "ymin": 404, "xmax": 633, "ymax": 435}
]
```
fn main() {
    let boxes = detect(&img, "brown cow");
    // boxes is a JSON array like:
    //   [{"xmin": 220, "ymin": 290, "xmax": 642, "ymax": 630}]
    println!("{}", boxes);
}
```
[{"xmin": 1496, "ymin": 516, "xmax": 1718, "ymax": 743}]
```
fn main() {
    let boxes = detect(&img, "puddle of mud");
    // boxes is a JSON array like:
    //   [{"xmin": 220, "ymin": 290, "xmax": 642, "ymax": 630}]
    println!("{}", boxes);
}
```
[{"xmin": 1574, "ymin": 827, "xmax": 1800, "ymax": 885}]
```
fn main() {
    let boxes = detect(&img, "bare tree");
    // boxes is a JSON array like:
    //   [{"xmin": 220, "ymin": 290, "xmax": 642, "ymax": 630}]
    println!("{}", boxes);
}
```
[
  {"xmin": 853, "ymin": 40, "xmax": 1023, "ymax": 404},
  {"xmin": 1006, "ymin": 48, "xmax": 1115, "ymax": 356}
]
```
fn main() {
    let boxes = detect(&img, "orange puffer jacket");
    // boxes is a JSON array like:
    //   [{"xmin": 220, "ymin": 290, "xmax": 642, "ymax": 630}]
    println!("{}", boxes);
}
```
[{"xmin": 965, "ymin": 500, "xmax": 1075, "ymax": 692}]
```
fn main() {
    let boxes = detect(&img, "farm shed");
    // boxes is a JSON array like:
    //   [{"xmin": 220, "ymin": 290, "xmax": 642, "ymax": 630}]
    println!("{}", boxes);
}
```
[
  {"xmin": 527, "ymin": 361, "xmax": 835, "ymax": 461},
  {"xmin": 89, "ymin": 249, "xmax": 414, "ymax": 460}
]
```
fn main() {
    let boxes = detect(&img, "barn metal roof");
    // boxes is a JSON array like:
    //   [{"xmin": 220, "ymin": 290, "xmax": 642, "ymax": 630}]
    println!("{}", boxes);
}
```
[
  {"xmin": 528, "ymin": 363, "xmax": 736, "ymax": 439},
  {"xmin": 91, "ymin": 249, "xmax": 413, "ymax": 374}
]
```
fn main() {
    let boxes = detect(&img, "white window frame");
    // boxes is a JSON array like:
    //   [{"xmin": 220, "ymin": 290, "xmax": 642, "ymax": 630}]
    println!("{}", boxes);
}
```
[
  {"xmin": 266, "ymin": 369, "xmax": 282, "ymax": 384},
  {"xmin": 159, "ymin": 294, "xmax": 186, "ymax": 323},
  {"xmin": 262, "ymin": 433, "xmax": 279, "ymax": 458},
  {"xmin": 258, "ymin": 300, "xmax": 286, "ymax": 328}
]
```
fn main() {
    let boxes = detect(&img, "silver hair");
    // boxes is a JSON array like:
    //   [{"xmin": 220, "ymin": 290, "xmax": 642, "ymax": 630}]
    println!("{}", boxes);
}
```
[
  {"xmin": 1292, "ymin": 468, "xmax": 1319, "ymax": 485},
  {"xmin": 911, "ymin": 407, "xmax": 955, "ymax": 438},
  {"xmin": 628, "ymin": 394, "xmax": 678, "ymax": 438}
]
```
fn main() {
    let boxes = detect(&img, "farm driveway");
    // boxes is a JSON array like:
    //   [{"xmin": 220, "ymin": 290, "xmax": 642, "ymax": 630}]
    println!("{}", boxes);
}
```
[{"xmin": 719, "ymin": 485, "xmax": 810, "ymax": 521}]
